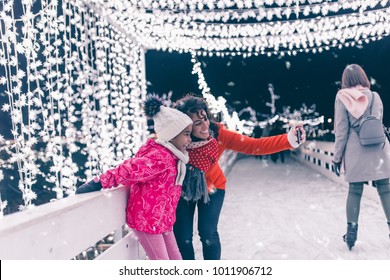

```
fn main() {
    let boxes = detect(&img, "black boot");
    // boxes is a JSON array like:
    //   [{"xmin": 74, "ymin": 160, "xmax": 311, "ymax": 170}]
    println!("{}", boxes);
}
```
[{"xmin": 343, "ymin": 222, "xmax": 358, "ymax": 250}]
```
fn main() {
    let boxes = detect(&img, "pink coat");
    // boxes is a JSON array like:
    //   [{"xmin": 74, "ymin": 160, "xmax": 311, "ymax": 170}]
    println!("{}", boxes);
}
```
[{"xmin": 99, "ymin": 139, "xmax": 182, "ymax": 234}]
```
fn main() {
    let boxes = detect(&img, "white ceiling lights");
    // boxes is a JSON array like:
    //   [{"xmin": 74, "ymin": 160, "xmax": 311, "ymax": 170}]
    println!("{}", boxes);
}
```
[{"xmin": 87, "ymin": 0, "xmax": 390, "ymax": 56}]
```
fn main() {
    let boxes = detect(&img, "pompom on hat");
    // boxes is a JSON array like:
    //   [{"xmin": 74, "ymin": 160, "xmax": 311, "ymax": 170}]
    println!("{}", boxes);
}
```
[{"xmin": 144, "ymin": 95, "xmax": 193, "ymax": 142}]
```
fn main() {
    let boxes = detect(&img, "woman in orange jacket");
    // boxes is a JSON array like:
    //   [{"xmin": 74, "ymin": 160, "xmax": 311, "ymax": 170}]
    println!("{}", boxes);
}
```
[{"xmin": 173, "ymin": 94, "xmax": 306, "ymax": 260}]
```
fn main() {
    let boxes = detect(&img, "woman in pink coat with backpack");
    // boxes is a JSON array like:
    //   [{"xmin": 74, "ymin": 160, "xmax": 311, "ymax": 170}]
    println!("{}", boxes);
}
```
[
  {"xmin": 76, "ymin": 96, "xmax": 193, "ymax": 260},
  {"xmin": 333, "ymin": 64, "xmax": 390, "ymax": 251}
]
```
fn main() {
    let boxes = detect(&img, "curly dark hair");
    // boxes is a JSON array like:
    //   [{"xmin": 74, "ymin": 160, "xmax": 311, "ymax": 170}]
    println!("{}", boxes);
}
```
[{"xmin": 174, "ymin": 93, "xmax": 219, "ymax": 140}]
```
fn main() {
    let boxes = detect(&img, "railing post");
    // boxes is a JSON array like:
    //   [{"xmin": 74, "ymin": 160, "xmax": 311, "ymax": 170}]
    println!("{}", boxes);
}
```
[
  {"xmin": 292, "ymin": 140, "xmax": 380, "ymax": 204},
  {"xmin": 113, "ymin": 226, "xmax": 123, "ymax": 242}
]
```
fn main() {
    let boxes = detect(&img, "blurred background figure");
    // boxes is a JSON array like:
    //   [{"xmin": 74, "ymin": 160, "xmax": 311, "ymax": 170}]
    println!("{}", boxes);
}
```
[{"xmin": 269, "ymin": 121, "xmax": 286, "ymax": 163}]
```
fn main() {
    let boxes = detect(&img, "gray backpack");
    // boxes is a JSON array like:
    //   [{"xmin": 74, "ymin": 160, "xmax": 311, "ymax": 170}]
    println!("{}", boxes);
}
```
[{"xmin": 352, "ymin": 91, "xmax": 386, "ymax": 146}]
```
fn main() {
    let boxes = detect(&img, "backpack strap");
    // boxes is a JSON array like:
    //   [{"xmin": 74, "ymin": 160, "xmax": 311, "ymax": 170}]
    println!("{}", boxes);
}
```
[
  {"xmin": 369, "ymin": 91, "xmax": 375, "ymax": 115},
  {"xmin": 385, "ymin": 127, "xmax": 390, "ymax": 143}
]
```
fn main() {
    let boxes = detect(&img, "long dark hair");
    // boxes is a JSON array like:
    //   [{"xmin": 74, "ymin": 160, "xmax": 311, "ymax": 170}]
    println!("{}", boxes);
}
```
[{"xmin": 174, "ymin": 93, "xmax": 219, "ymax": 140}]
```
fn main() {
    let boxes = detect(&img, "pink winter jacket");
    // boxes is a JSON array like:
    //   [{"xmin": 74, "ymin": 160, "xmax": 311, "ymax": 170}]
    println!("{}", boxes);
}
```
[{"xmin": 99, "ymin": 139, "xmax": 182, "ymax": 234}]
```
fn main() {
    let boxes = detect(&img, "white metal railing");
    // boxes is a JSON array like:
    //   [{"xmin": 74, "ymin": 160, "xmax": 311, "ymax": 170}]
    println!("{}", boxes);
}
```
[
  {"xmin": 219, "ymin": 150, "xmax": 237, "ymax": 175},
  {"xmin": 0, "ymin": 186, "xmax": 145, "ymax": 260},
  {"xmin": 291, "ymin": 140, "xmax": 381, "ymax": 203},
  {"xmin": 1, "ymin": 139, "xmax": 385, "ymax": 259},
  {"xmin": 0, "ymin": 151, "xmax": 237, "ymax": 260}
]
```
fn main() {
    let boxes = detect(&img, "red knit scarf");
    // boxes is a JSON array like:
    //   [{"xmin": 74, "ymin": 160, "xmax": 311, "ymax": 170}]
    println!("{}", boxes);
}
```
[{"xmin": 187, "ymin": 137, "xmax": 218, "ymax": 172}]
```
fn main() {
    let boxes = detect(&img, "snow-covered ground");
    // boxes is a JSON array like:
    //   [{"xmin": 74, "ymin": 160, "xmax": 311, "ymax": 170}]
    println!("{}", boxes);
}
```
[{"xmin": 193, "ymin": 155, "xmax": 390, "ymax": 260}]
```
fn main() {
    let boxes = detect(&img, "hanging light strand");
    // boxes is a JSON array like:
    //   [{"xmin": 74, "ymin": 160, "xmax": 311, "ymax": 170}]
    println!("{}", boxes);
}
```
[
  {"xmin": 127, "ymin": 0, "xmax": 370, "ymax": 11},
  {"xmin": 136, "ymin": 0, "xmax": 388, "ymax": 23}
]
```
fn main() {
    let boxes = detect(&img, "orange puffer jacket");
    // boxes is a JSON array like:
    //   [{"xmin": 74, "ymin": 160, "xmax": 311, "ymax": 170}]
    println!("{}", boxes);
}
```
[{"xmin": 205, "ymin": 123, "xmax": 292, "ymax": 191}]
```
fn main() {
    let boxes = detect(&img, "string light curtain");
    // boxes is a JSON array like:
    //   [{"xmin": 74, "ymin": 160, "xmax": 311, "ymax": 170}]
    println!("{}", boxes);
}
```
[
  {"xmin": 191, "ymin": 52, "xmax": 252, "ymax": 134},
  {"xmin": 1, "ymin": 0, "xmax": 389, "ymax": 214},
  {"xmin": 0, "ymin": 0, "xmax": 146, "ymax": 213}
]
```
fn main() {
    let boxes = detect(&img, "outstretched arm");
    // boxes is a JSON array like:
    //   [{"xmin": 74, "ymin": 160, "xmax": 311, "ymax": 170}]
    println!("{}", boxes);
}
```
[
  {"xmin": 76, "ymin": 156, "xmax": 171, "ymax": 193},
  {"xmin": 220, "ymin": 124, "xmax": 305, "ymax": 155},
  {"xmin": 99, "ymin": 157, "xmax": 170, "ymax": 189}
]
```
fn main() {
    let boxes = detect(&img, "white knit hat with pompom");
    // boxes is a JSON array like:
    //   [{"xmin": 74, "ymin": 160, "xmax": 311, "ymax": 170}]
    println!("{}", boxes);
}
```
[{"xmin": 144, "ymin": 95, "xmax": 193, "ymax": 141}]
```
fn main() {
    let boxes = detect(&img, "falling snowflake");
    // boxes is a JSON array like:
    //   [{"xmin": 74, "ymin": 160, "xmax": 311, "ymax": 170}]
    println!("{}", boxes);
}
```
[{"xmin": 370, "ymin": 77, "xmax": 377, "ymax": 86}]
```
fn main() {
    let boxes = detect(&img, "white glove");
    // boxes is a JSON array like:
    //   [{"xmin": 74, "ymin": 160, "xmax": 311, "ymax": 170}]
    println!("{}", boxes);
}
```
[{"xmin": 287, "ymin": 125, "xmax": 306, "ymax": 148}]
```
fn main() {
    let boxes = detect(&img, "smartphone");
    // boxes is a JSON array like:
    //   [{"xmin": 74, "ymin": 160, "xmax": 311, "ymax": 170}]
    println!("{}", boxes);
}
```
[{"xmin": 296, "ymin": 128, "xmax": 301, "ymax": 144}]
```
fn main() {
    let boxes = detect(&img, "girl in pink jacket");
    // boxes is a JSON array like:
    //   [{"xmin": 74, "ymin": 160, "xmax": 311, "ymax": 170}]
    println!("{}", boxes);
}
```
[{"xmin": 76, "ymin": 96, "xmax": 193, "ymax": 260}]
